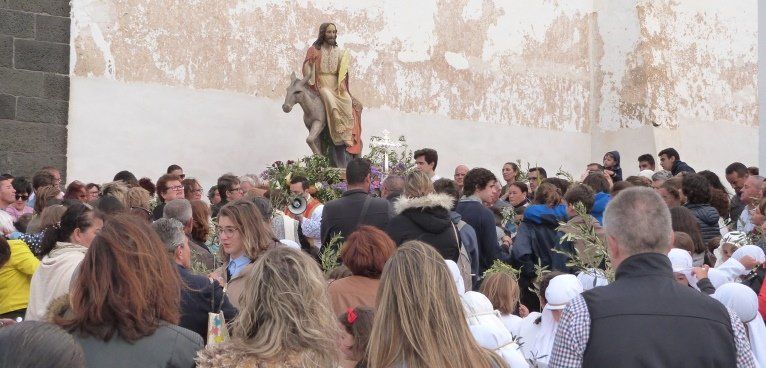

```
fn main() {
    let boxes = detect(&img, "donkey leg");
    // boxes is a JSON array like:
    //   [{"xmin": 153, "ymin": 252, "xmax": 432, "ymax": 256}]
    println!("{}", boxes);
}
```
[{"xmin": 306, "ymin": 119, "xmax": 324, "ymax": 155}]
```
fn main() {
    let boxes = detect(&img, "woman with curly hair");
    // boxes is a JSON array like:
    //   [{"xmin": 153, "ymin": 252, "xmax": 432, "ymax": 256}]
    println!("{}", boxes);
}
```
[{"xmin": 197, "ymin": 247, "xmax": 339, "ymax": 367}]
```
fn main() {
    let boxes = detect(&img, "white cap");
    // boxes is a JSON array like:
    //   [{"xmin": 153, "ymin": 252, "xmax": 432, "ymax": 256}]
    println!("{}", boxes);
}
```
[{"xmin": 544, "ymin": 274, "xmax": 583, "ymax": 310}]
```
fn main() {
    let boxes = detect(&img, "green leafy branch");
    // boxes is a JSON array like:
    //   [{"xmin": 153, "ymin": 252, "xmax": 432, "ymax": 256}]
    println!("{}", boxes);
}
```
[
  {"xmin": 319, "ymin": 232, "xmax": 344, "ymax": 274},
  {"xmin": 555, "ymin": 201, "xmax": 614, "ymax": 281},
  {"xmin": 482, "ymin": 259, "xmax": 521, "ymax": 279}
]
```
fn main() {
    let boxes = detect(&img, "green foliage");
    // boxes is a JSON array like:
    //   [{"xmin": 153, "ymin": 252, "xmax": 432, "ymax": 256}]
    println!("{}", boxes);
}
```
[
  {"xmin": 320, "ymin": 232, "xmax": 344, "ymax": 274},
  {"xmin": 500, "ymin": 206, "xmax": 518, "ymax": 228},
  {"xmin": 482, "ymin": 259, "xmax": 521, "ymax": 279},
  {"xmin": 529, "ymin": 259, "xmax": 551, "ymax": 295},
  {"xmin": 555, "ymin": 201, "xmax": 615, "ymax": 281},
  {"xmin": 261, "ymin": 155, "xmax": 343, "ymax": 209},
  {"xmin": 555, "ymin": 166, "xmax": 575, "ymax": 183}
]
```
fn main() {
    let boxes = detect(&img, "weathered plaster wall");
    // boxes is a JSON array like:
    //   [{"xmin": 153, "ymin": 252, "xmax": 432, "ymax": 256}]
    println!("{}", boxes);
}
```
[{"xmin": 67, "ymin": 0, "xmax": 758, "ymax": 187}]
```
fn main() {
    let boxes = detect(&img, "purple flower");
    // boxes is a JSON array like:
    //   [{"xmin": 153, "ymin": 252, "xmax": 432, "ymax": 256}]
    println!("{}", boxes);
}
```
[{"xmin": 332, "ymin": 182, "xmax": 348, "ymax": 191}]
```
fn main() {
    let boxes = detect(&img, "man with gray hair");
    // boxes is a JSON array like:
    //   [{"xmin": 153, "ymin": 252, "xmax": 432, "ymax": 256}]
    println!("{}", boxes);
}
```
[
  {"xmin": 736, "ymin": 175, "xmax": 764, "ymax": 233},
  {"xmin": 549, "ymin": 187, "xmax": 755, "ymax": 368},
  {"xmin": 164, "ymin": 199, "xmax": 214, "ymax": 270},
  {"xmin": 651, "ymin": 170, "xmax": 673, "ymax": 189},
  {"xmin": 151, "ymin": 218, "xmax": 236, "ymax": 343},
  {"xmin": 380, "ymin": 175, "xmax": 404, "ymax": 203}
]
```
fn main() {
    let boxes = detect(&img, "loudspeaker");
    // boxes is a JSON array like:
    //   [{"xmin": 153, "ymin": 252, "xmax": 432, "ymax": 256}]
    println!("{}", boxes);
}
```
[{"xmin": 288, "ymin": 195, "xmax": 308, "ymax": 215}]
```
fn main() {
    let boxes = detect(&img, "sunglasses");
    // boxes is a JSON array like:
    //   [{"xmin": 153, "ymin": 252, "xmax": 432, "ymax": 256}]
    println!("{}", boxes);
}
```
[{"xmin": 15, "ymin": 194, "xmax": 29, "ymax": 200}]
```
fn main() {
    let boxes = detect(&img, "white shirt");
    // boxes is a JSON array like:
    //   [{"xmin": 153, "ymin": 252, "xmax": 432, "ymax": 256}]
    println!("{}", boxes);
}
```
[
  {"xmin": 300, "ymin": 203, "xmax": 324, "ymax": 248},
  {"xmin": 737, "ymin": 207, "xmax": 755, "ymax": 233},
  {"xmin": 0, "ymin": 210, "xmax": 16, "ymax": 233}
]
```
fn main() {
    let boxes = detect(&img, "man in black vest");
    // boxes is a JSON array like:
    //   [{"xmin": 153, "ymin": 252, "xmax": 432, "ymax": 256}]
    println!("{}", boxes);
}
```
[{"xmin": 549, "ymin": 187, "xmax": 755, "ymax": 368}]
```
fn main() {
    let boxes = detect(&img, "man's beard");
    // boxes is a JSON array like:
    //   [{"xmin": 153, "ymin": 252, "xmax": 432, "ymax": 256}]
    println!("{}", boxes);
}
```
[{"xmin": 324, "ymin": 36, "xmax": 337, "ymax": 46}]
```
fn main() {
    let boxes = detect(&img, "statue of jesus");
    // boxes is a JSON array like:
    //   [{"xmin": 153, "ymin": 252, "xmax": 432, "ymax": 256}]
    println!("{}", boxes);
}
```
[{"xmin": 303, "ymin": 23, "xmax": 362, "ymax": 167}]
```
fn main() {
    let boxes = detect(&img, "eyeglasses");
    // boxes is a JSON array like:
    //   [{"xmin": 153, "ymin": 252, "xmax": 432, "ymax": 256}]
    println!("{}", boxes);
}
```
[
  {"xmin": 227, "ymin": 186, "xmax": 243, "ymax": 193},
  {"xmin": 168, "ymin": 185, "xmax": 184, "ymax": 192},
  {"xmin": 15, "ymin": 194, "xmax": 29, "ymax": 201},
  {"xmin": 190, "ymin": 188, "xmax": 203, "ymax": 194},
  {"xmin": 217, "ymin": 227, "xmax": 239, "ymax": 236}
]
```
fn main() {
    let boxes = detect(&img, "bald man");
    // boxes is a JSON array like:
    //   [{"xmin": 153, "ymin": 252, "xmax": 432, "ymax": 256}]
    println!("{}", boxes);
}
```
[{"xmin": 454, "ymin": 165, "xmax": 469, "ymax": 195}]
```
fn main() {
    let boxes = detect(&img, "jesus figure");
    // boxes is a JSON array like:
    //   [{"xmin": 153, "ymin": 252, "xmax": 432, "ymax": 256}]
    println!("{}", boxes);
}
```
[{"xmin": 303, "ymin": 23, "xmax": 362, "ymax": 167}]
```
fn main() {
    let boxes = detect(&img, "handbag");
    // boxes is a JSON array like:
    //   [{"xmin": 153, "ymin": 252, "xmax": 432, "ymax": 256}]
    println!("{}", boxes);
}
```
[
  {"xmin": 451, "ymin": 223, "xmax": 473, "ymax": 292},
  {"xmin": 206, "ymin": 279, "xmax": 230, "ymax": 346}
]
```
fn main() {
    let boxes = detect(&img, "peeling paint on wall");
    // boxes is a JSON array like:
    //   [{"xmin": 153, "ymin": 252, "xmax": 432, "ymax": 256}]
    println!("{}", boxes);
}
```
[
  {"xmin": 600, "ymin": 0, "xmax": 757, "ymax": 129},
  {"xmin": 70, "ymin": 0, "xmax": 757, "ymax": 133},
  {"xmin": 71, "ymin": 0, "xmax": 598, "ymax": 131}
]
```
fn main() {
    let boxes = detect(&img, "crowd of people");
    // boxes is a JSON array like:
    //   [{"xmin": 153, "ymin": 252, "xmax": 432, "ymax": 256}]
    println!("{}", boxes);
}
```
[{"xmin": 0, "ymin": 146, "xmax": 765, "ymax": 367}]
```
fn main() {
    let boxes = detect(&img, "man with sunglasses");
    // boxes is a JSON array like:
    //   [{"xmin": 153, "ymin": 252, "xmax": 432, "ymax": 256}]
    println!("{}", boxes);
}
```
[
  {"xmin": 0, "ymin": 174, "xmax": 18, "ymax": 234},
  {"xmin": 6, "ymin": 177, "xmax": 33, "ymax": 222},
  {"xmin": 167, "ymin": 164, "xmax": 185, "ymax": 180}
]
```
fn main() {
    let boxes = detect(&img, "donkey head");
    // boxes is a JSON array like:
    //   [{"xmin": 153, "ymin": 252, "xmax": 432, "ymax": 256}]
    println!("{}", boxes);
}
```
[{"xmin": 282, "ymin": 71, "xmax": 312, "ymax": 113}]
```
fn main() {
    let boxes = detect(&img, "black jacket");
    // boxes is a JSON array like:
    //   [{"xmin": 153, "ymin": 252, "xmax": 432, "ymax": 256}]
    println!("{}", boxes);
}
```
[
  {"xmin": 177, "ymin": 264, "xmax": 237, "ymax": 343},
  {"xmin": 386, "ymin": 193, "xmax": 459, "ymax": 261},
  {"xmin": 456, "ymin": 199, "xmax": 502, "ymax": 276},
  {"xmin": 581, "ymin": 253, "xmax": 737, "ymax": 367},
  {"xmin": 685, "ymin": 203, "xmax": 721, "ymax": 244},
  {"xmin": 671, "ymin": 160, "xmax": 696, "ymax": 176},
  {"xmin": 320, "ymin": 189, "xmax": 393, "ymax": 250}
]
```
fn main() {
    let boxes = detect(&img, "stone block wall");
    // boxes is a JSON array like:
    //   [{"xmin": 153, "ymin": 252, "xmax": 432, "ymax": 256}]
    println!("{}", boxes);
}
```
[{"xmin": 0, "ymin": 0, "xmax": 70, "ymax": 178}]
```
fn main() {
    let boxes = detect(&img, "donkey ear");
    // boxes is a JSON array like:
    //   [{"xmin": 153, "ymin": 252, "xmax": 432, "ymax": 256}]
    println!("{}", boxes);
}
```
[{"xmin": 290, "ymin": 71, "xmax": 298, "ymax": 81}]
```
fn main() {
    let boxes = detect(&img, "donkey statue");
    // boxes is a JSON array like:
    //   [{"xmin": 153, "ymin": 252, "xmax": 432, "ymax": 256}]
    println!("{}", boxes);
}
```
[{"xmin": 282, "ymin": 71, "xmax": 327, "ymax": 157}]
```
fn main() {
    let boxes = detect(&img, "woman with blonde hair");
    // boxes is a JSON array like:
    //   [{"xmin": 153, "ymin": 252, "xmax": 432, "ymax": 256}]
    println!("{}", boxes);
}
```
[
  {"xmin": 480, "ymin": 271, "xmax": 525, "ymax": 335},
  {"xmin": 211, "ymin": 200, "xmax": 278, "ymax": 308},
  {"xmin": 368, "ymin": 241, "xmax": 508, "ymax": 368},
  {"xmin": 386, "ymin": 170, "xmax": 460, "ymax": 261},
  {"xmin": 197, "ymin": 247, "xmax": 339, "ymax": 368},
  {"xmin": 126, "ymin": 186, "xmax": 152, "ymax": 223}
]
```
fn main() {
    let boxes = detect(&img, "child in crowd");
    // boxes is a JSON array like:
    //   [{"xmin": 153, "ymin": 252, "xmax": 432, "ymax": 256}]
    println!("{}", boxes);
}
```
[{"xmin": 338, "ymin": 307, "xmax": 374, "ymax": 368}]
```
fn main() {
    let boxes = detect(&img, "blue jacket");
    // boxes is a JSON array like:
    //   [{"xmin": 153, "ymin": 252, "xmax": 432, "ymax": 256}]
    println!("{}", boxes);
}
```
[
  {"xmin": 592, "ymin": 192, "xmax": 611, "ymax": 225},
  {"xmin": 671, "ymin": 160, "xmax": 696, "ymax": 176}
]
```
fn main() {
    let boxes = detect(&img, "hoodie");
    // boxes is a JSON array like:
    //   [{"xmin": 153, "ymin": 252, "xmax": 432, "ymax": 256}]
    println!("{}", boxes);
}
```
[
  {"xmin": 386, "ymin": 193, "xmax": 460, "ymax": 261},
  {"xmin": 25, "ymin": 241, "xmax": 87, "ymax": 321},
  {"xmin": 605, "ymin": 150, "xmax": 623, "ymax": 182},
  {"xmin": 685, "ymin": 203, "xmax": 721, "ymax": 244},
  {"xmin": 592, "ymin": 192, "xmax": 612, "ymax": 225}
]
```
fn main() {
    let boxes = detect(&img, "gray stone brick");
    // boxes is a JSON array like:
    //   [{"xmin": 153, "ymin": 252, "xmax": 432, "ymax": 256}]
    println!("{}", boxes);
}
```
[
  {"xmin": 43, "ymin": 73, "xmax": 68, "ymax": 100},
  {"xmin": 36, "ymin": 15, "xmax": 70, "ymax": 44},
  {"xmin": 14, "ymin": 39, "xmax": 69, "ymax": 74},
  {"xmin": 2, "ymin": 0, "xmax": 70, "ymax": 17},
  {"xmin": 0, "ymin": 9, "xmax": 34, "ymax": 38},
  {"xmin": 0, "ymin": 67, "xmax": 44, "ymax": 97},
  {"xmin": 0, "ymin": 35, "xmax": 11, "ymax": 67},
  {"xmin": 0, "ymin": 119, "xmax": 67, "ymax": 154},
  {"xmin": 16, "ymin": 96, "xmax": 67, "ymax": 124},
  {"xmin": 0, "ymin": 94, "xmax": 14, "ymax": 119},
  {"xmin": 0, "ymin": 152, "xmax": 67, "ymax": 178}
]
